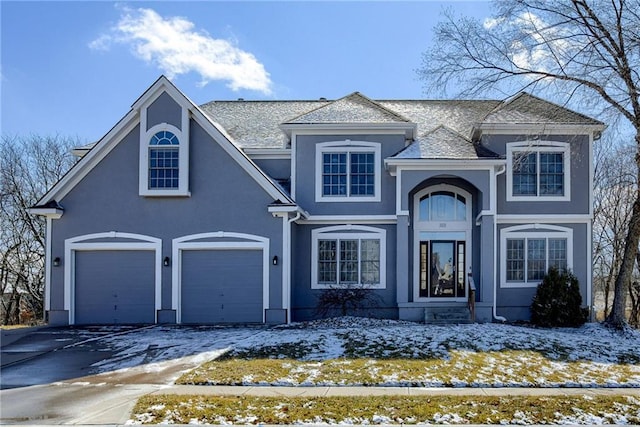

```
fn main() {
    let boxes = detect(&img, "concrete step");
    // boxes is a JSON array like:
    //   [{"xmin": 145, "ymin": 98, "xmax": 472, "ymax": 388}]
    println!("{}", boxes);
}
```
[{"xmin": 424, "ymin": 306, "xmax": 472, "ymax": 324}]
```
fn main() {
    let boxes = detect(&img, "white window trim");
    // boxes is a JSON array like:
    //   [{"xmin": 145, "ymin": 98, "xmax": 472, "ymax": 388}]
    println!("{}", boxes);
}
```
[
  {"xmin": 311, "ymin": 225, "xmax": 386, "ymax": 289},
  {"xmin": 506, "ymin": 141, "xmax": 570, "ymax": 202},
  {"xmin": 315, "ymin": 141, "xmax": 381, "ymax": 202},
  {"xmin": 500, "ymin": 224, "xmax": 573, "ymax": 288},
  {"xmin": 139, "ymin": 121, "xmax": 190, "ymax": 197}
]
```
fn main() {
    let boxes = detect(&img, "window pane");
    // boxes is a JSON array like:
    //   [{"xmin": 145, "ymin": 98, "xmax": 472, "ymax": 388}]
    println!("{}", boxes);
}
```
[
  {"xmin": 506, "ymin": 239, "xmax": 524, "ymax": 282},
  {"xmin": 456, "ymin": 194, "xmax": 466, "ymax": 221},
  {"xmin": 527, "ymin": 238, "xmax": 546, "ymax": 281},
  {"xmin": 513, "ymin": 152, "xmax": 537, "ymax": 196},
  {"xmin": 149, "ymin": 148, "xmax": 179, "ymax": 189},
  {"xmin": 419, "ymin": 196, "xmax": 430, "ymax": 221},
  {"xmin": 540, "ymin": 153, "xmax": 564, "ymax": 195},
  {"xmin": 360, "ymin": 239, "xmax": 380, "ymax": 284},
  {"xmin": 150, "ymin": 131, "xmax": 179, "ymax": 145},
  {"xmin": 340, "ymin": 240, "xmax": 359, "ymax": 283},
  {"xmin": 318, "ymin": 240, "xmax": 337, "ymax": 284},
  {"xmin": 548, "ymin": 238, "xmax": 567, "ymax": 272},
  {"xmin": 322, "ymin": 153, "xmax": 347, "ymax": 196},
  {"xmin": 430, "ymin": 191, "xmax": 456, "ymax": 221},
  {"xmin": 350, "ymin": 153, "xmax": 375, "ymax": 196}
]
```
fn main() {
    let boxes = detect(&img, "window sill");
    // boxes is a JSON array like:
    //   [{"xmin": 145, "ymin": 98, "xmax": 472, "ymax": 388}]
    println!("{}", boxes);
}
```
[
  {"xmin": 140, "ymin": 190, "xmax": 192, "ymax": 197},
  {"xmin": 316, "ymin": 196, "xmax": 381, "ymax": 203},
  {"xmin": 501, "ymin": 282, "xmax": 539, "ymax": 288},
  {"xmin": 312, "ymin": 283, "xmax": 385, "ymax": 290},
  {"xmin": 506, "ymin": 195, "xmax": 570, "ymax": 202}
]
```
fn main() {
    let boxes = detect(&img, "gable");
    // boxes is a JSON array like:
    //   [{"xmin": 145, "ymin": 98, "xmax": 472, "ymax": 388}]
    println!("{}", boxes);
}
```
[{"xmin": 34, "ymin": 76, "xmax": 295, "ymax": 212}]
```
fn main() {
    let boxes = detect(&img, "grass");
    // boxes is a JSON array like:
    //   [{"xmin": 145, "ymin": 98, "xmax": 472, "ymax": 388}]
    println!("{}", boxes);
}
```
[
  {"xmin": 177, "ymin": 349, "xmax": 640, "ymax": 387},
  {"xmin": 131, "ymin": 394, "xmax": 640, "ymax": 424}
]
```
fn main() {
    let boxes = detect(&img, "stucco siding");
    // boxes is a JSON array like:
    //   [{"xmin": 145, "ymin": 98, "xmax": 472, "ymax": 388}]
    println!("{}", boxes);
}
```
[
  {"xmin": 291, "ymin": 223, "xmax": 398, "ymax": 321},
  {"xmin": 481, "ymin": 134, "xmax": 591, "ymax": 215},
  {"xmin": 49, "ymin": 118, "xmax": 284, "ymax": 324},
  {"xmin": 294, "ymin": 134, "xmax": 405, "ymax": 216},
  {"xmin": 495, "ymin": 222, "xmax": 590, "ymax": 321},
  {"xmin": 147, "ymin": 92, "xmax": 182, "ymax": 131}
]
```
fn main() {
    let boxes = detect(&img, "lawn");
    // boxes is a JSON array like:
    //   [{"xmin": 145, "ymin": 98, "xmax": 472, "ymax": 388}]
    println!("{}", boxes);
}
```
[
  {"xmin": 177, "ymin": 317, "xmax": 640, "ymax": 387},
  {"xmin": 131, "ymin": 394, "xmax": 640, "ymax": 425},
  {"xmin": 129, "ymin": 317, "xmax": 640, "ymax": 424}
]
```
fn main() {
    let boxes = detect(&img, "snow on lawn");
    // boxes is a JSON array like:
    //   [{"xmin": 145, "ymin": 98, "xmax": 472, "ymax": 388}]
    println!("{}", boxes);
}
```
[
  {"xmin": 79, "ymin": 318, "xmax": 640, "ymax": 388},
  {"xmin": 179, "ymin": 317, "xmax": 640, "ymax": 388}
]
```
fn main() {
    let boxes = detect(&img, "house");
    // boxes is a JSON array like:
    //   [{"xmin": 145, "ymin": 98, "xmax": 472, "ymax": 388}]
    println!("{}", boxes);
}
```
[{"xmin": 30, "ymin": 76, "xmax": 604, "ymax": 325}]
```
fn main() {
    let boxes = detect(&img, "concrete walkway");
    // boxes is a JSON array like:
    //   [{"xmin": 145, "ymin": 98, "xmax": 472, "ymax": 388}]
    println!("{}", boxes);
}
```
[{"xmin": 155, "ymin": 384, "xmax": 640, "ymax": 397}]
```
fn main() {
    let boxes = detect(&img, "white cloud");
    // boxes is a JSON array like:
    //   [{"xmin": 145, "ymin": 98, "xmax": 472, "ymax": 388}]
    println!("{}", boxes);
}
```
[{"xmin": 89, "ymin": 7, "xmax": 272, "ymax": 94}]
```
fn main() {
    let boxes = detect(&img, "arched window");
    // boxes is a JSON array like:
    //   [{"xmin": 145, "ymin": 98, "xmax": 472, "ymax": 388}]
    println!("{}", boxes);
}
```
[
  {"xmin": 148, "ymin": 131, "xmax": 179, "ymax": 189},
  {"xmin": 418, "ymin": 191, "xmax": 467, "ymax": 222}
]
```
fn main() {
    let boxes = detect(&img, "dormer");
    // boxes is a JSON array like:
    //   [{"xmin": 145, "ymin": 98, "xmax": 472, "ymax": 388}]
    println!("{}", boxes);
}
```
[{"xmin": 135, "ymin": 76, "xmax": 192, "ymax": 197}]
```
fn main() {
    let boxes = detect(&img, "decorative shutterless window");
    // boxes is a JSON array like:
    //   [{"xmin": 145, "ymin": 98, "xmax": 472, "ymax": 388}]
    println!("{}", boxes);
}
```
[
  {"xmin": 315, "ymin": 141, "xmax": 381, "ymax": 202},
  {"xmin": 506, "ymin": 142, "xmax": 570, "ymax": 201},
  {"xmin": 149, "ymin": 131, "xmax": 180, "ymax": 189},
  {"xmin": 501, "ymin": 225, "xmax": 572, "ymax": 288},
  {"xmin": 311, "ymin": 226, "xmax": 386, "ymax": 289},
  {"xmin": 139, "ymin": 123, "xmax": 189, "ymax": 197}
]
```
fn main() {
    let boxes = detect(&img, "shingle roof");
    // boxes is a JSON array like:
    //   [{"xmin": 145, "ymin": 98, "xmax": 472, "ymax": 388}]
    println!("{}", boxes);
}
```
[
  {"xmin": 199, "ymin": 100, "xmax": 330, "ymax": 149},
  {"xmin": 390, "ymin": 126, "xmax": 500, "ymax": 160},
  {"xmin": 482, "ymin": 92, "xmax": 604, "ymax": 125},
  {"xmin": 285, "ymin": 92, "xmax": 412, "ymax": 124}
]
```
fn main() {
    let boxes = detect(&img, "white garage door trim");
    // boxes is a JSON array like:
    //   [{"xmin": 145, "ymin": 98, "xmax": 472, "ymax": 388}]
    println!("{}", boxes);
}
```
[
  {"xmin": 64, "ymin": 231, "xmax": 162, "ymax": 325},
  {"xmin": 172, "ymin": 232, "xmax": 270, "ymax": 324}
]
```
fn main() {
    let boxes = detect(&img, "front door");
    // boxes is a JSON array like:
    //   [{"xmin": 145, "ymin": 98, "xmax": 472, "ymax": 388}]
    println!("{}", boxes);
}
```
[
  {"xmin": 419, "ymin": 239, "xmax": 466, "ymax": 298},
  {"xmin": 414, "ymin": 184, "xmax": 472, "ymax": 301}
]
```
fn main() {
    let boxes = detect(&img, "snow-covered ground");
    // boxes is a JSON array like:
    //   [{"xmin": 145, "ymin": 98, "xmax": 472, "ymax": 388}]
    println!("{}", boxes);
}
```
[{"xmin": 89, "ymin": 317, "xmax": 640, "ymax": 388}]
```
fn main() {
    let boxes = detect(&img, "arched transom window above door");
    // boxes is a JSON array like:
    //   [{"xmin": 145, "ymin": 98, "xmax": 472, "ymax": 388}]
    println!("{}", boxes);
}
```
[{"xmin": 418, "ymin": 188, "xmax": 468, "ymax": 222}]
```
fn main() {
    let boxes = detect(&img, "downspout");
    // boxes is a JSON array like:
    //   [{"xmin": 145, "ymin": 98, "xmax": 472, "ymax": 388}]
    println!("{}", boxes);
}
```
[
  {"xmin": 284, "ymin": 211, "xmax": 301, "ymax": 324},
  {"xmin": 493, "ymin": 164, "xmax": 507, "ymax": 322}
]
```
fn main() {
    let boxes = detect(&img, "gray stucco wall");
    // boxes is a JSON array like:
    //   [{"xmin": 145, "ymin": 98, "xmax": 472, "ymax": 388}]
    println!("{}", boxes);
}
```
[
  {"xmin": 49, "ymin": 116, "xmax": 284, "ymax": 324},
  {"xmin": 147, "ymin": 91, "xmax": 182, "ymax": 131},
  {"xmin": 294, "ymin": 134, "xmax": 405, "ymax": 216},
  {"xmin": 495, "ymin": 222, "xmax": 589, "ymax": 321},
  {"xmin": 481, "ymin": 134, "xmax": 591, "ymax": 215},
  {"xmin": 252, "ymin": 158, "xmax": 291, "ymax": 182},
  {"xmin": 291, "ymin": 223, "xmax": 398, "ymax": 321}
]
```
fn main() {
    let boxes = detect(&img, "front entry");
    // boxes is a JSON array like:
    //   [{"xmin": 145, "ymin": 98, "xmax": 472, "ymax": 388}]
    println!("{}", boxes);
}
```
[
  {"xmin": 419, "ymin": 238, "xmax": 466, "ymax": 298},
  {"xmin": 414, "ymin": 184, "xmax": 472, "ymax": 302}
]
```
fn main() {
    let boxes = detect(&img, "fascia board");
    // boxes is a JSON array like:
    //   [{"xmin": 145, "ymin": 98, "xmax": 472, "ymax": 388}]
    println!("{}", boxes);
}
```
[
  {"xmin": 131, "ymin": 75, "xmax": 194, "ymax": 112},
  {"xmin": 280, "ymin": 122, "xmax": 416, "ymax": 139},
  {"xmin": 190, "ymin": 105, "xmax": 296, "ymax": 205},
  {"xmin": 472, "ymin": 123, "xmax": 606, "ymax": 140},
  {"xmin": 28, "ymin": 208, "xmax": 63, "ymax": 219},
  {"xmin": 385, "ymin": 158, "xmax": 505, "ymax": 169},
  {"xmin": 244, "ymin": 148, "xmax": 291, "ymax": 159},
  {"xmin": 35, "ymin": 110, "xmax": 139, "ymax": 206}
]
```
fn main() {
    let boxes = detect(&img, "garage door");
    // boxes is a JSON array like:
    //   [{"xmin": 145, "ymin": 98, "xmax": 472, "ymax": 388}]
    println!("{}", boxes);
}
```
[
  {"xmin": 74, "ymin": 251, "xmax": 156, "ymax": 324},
  {"xmin": 181, "ymin": 250, "xmax": 263, "ymax": 323}
]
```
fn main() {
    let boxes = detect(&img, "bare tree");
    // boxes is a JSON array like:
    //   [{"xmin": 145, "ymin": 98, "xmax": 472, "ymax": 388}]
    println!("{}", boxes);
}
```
[
  {"xmin": 0, "ymin": 135, "xmax": 77, "ymax": 325},
  {"xmin": 593, "ymin": 136, "xmax": 637, "ymax": 319},
  {"xmin": 419, "ymin": 0, "xmax": 640, "ymax": 328}
]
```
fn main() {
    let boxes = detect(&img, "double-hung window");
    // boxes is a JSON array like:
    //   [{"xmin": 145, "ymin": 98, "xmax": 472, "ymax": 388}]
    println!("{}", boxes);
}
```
[
  {"xmin": 507, "ymin": 142, "xmax": 570, "ymax": 201},
  {"xmin": 149, "ymin": 131, "xmax": 180, "ymax": 189},
  {"xmin": 312, "ymin": 226, "xmax": 386, "ymax": 289},
  {"xmin": 316, "ymin": 141, "xmax": 381, "ymax": 202},
  {"xmin": 501, "ymin": 225, "xmax": 572, "ymax": 287}
]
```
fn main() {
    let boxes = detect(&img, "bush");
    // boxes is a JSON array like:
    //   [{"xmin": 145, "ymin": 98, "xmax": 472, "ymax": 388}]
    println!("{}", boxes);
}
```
[
  {"xmin": 531, "ymin": 267, "xmax": 588, "ymax": 327},
  {"xmin": 315, "ymin": 286, "xmax": 382, "ymax": 318}
]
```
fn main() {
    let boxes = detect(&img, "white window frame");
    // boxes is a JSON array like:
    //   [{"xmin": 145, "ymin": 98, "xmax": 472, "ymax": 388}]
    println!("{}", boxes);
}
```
[
  {"xmin": 500, "ymin": 224, "xmax": 573, "ymax": 288},
  {"xmin": 139, "ymin": 122, "xmax": 190, "ymax": 196},
  {"xmin": 311, "ymin": 225, "xmax": 386, "ymax": 289},
  {"xmin": 315, "ymin": 141, "xmax": 381, "ymax": 202},
  {"xmin": 506, "ymin": 141, "xmax": 570, "ymax": 202}
]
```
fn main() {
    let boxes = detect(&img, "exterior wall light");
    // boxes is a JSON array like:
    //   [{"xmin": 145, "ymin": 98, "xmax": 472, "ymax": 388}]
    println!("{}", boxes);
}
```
[
  {"xmin": 163, "ymin": 256, "xmax": 170, "ymax": 267},
  {"xmin": 272, "ymin": 255, "xmax": 278, "ymax": 266},
  {"xmin": 53, "ymin": 257, "xmax": 61, "ymax": 267}
]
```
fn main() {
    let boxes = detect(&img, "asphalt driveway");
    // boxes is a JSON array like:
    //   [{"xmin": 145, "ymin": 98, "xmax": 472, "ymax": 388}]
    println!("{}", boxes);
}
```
[{"xmin": 0, "ymin": 325, "xmax": 267, "ymax": 424}]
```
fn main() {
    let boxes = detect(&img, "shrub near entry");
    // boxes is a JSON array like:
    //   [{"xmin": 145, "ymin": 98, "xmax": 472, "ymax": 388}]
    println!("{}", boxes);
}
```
[{"xmin": 531, "ymin": 267, "xmax": 588, "ymax": 327}]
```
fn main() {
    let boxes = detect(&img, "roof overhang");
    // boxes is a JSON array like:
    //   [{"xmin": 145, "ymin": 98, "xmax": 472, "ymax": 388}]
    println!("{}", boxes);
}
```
[
  {"xmin": 385, "ymin": 158, "xmax": 506, "ymax": 176},
  {"xmin": 29, "ymin": 201, "xmax": 64, "ymax": 219},
  {"xmin": 268, "ymin": 204, "xmax": 310, "ymax": 219},
  {"xmin": 471, "ymin": 123, "xmax": 606, "ymax": 140},
  {"xmin": 279, "ymin": 122, "xmax": 417, "ymax": 140}
]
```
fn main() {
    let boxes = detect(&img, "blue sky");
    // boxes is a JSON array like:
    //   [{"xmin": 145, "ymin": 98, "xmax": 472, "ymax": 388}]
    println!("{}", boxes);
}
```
[{"xmin": 1, "ymin": 1, "xmax": 492, "ymax": 143}]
